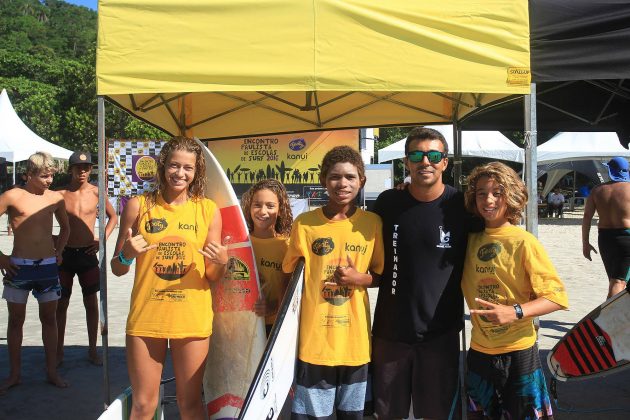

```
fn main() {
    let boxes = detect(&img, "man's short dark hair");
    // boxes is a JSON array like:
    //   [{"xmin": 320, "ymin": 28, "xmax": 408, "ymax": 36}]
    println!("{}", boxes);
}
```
[{"xmin": 404, "ymin": 127, "xmax": 449, "ymax": 155}]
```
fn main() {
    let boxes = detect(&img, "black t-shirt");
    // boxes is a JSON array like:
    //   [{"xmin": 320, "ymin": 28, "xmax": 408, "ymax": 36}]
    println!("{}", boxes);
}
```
[{"xmin": 373, "ymin": 185, "xmax": 477, "ymax": 343}]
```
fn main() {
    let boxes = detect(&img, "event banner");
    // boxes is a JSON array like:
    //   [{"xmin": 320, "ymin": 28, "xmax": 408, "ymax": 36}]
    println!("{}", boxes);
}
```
[
  {"xmin": 107, "ymin": 139, "xmax": 167, "ymax": 198},
  {"xmin": 206, "ymin": 130, "xmax": 358, "ymax": 200}
]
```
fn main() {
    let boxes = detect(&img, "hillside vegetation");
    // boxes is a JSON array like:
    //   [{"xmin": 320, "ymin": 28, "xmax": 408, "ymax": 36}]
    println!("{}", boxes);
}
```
[{"xmin": 0, "ymin": 0, "xmax": 164, "ymax": 153}]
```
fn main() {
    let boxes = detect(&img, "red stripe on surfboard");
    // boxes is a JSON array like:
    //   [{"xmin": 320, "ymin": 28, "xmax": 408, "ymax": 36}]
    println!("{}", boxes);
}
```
[
  {"xmin": 573, "ymin": 323, "xmax": 603, "ymax": 372},
  {"xmin": 220, "ymin": 205, "xmax": 249, "ymax": 243},
  {"xmin": 207, "ymin": 394, "xmax": 244, "ymax": 417},
  {"xmin": 566, "ymin": 332, "xmax": 593, "ymax": 374},
  {"xmin": 553, "ymin": 341, "xmax": 584, "ymax": 376},
  {"xmin": 584, "ymin": 319, "xmax": 617, "ymax": 367}
]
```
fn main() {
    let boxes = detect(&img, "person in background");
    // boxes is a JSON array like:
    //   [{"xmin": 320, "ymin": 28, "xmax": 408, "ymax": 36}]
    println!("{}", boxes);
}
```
[
  {"xmin": 582, "ymin": 157, "xmax": 630, "ymax": 298},
  {"xmin": 242, "ymin": 178, "xmax": 293, "ymax": 336},
  {"xmin": 0, "ymin": 152, "xmax": 70, "ymax": 394},
  {"xmin": 111, "ymin": 137, "xmax": 228, "ymax": 419},
  {"xmin": 547, "ymin": 187, "xmax": 565, "ymax": 218},
  {"xmin": 462, "ymin": 162, "xmax": 568, "ymax": 420},
  {"xmin": 56, "ymin": 151, "xmax": 118, "ymax": 366}
]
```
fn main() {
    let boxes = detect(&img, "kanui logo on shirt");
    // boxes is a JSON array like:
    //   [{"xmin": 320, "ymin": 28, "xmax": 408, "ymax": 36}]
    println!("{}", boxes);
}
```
[
  {"xmin": 478, "ymin": 242, "xmax": 502, "ymax": 261},
  {"xmin": 312, "ymin": 237, "xmax": 334, "ymax": 256},
  {"xmin": 145, "ymin": 218, "xmax": 167, "ymax": 233}
]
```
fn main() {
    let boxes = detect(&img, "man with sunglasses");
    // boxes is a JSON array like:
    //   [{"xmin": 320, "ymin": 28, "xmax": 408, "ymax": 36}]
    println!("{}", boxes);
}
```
[
  {"xmin": 372, "ymin": 127, "xmax": 477, "ymax": 420},
  {"xmin": 582, "ymin": 156, "xmax": 630, "ymax": 298}
]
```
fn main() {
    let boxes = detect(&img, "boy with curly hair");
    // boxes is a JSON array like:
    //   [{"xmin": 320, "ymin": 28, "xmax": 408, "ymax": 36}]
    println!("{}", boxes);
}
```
[{"xmin": 462, "ymin": 162, "xmax": 568, "ymax": 420}]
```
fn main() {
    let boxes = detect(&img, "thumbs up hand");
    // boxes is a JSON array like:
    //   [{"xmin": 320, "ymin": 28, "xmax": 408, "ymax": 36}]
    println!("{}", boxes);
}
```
[{"xmin": 332, "ymin": 255, "xmax": 361, "ymax": 287}]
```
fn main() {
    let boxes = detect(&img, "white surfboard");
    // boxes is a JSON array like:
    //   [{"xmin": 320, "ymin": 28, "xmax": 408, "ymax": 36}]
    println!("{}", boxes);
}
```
[
  {"xmin": 98, "ymin": 386, "xmax": 164, "ymax": 420},
  {"xmin": 196, "ymin": 139, "xmax": 267, "ymax": 419},
  {"xmin": 240, "ymin": 259, "xmax": 305, "ymax": 420}
]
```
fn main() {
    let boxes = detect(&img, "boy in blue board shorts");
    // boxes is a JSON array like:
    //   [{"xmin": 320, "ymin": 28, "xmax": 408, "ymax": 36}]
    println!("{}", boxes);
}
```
[
  {"xmin": 0, "ymin": 152, "xmax": 70, "ymax": 394},
  {"xmin": 283, "ymin": 146, "xmax": 384, "ymax": 419}
]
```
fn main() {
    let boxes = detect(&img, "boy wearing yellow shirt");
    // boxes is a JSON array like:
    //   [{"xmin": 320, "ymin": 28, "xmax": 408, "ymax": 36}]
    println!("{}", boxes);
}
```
[
  {"xmin": 462, "ymin": 163, "xmax": 568, "ymax": 420},
  {"xmin": 283, "ymin": 146, "xmax": 384, "ymax": 419}
]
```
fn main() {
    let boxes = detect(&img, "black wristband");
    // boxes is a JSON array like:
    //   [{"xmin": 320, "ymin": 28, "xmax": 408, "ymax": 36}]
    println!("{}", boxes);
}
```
[{"xmin": 513, "ymin": 303, "xmax": 524, "ymax": 319}]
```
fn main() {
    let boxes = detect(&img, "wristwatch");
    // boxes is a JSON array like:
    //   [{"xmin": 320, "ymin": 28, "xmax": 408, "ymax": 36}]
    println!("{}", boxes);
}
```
[{"xmin": 513, "ymin": 303, "xmax": 524, "ymax": 319}]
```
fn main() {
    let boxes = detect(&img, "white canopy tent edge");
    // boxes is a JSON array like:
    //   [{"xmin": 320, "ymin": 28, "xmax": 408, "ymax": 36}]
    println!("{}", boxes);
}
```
[{"xmin": 0, "ymin": 89, "xmax": 73, "ymax": 183}]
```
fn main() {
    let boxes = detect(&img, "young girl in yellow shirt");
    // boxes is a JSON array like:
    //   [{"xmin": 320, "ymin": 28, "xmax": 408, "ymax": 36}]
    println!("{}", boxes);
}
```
[{"xmin": 241, "ymin": 179, "xmax": 293, "ymax": 336}]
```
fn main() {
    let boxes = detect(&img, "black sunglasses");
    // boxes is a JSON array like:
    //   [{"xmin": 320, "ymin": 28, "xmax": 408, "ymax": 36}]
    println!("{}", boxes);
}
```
[{"xmin": 406, "ymin": 150, "xmax": 446, "ymax": 164}]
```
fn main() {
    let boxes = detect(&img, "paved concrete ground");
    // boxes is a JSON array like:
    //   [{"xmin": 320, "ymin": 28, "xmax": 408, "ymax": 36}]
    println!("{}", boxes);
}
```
[{"xmin": 1, "ymin": 211, "xmax": 629, "ymax": 419}]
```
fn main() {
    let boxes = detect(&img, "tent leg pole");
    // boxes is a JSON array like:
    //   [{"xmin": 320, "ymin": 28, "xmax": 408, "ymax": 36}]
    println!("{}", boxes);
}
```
[
  {"xmin": 97, "ymin": 96, "xmax": 111, "ymax": 408},
  {"xmin": 453, "ymin": 123, "xmax": 463, "ymax": 191},
  {"xmin": 524, "ymin": 83, "xmax": 538, "ymax": 237}
]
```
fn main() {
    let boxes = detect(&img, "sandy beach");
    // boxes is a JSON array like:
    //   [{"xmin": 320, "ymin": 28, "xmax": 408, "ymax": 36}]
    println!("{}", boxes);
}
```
[{"xmin": 1, "ymin": 209, "xmax": 629, "ymax": 419}]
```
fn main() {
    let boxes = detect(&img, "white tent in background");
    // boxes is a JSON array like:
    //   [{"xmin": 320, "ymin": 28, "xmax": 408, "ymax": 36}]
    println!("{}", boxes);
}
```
[
  {"xmin": 538, "ymin": 132, "xmax": 630, "ymax": 197},
  {"xmin": 0, "ymin": 89, "xmax": 72, "ymax": 181},
  {"xmin": 378, "ymin": 125, "xmax": 523, "ymax": 163},
  {"xmin": 538, "ymin": 132, "xmax": 630, "ymax": 164}
]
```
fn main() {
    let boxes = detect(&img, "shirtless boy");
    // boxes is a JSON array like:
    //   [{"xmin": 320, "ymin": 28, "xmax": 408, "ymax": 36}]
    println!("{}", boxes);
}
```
[
  {"xmin": 582, "ymin": 157, "xmax": 630, "ymax": 298},
  {"xmin": 56, "ymin": 151, "xmax": 117, "ymax": 366},
  {"xmin": 0, "ymin": 151, "xmax": 70, "ymax": 394}
]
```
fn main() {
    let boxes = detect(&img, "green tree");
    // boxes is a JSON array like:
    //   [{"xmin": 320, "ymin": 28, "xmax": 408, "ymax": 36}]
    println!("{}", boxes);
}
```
[
  {"xmin": 375, "ymin": 126, "xmax": 413, "ymax": 185},
  {"xmin": 0, "ymin": 0, "xmax": 166, "ymax": 158}
]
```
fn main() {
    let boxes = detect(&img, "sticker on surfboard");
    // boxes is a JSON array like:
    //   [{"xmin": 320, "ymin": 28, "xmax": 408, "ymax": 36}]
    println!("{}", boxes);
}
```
[
  {"xmin": 195, "ymin": 139, "xmax": 267, "ymax": 419},
  {"xmin": 547, "ymin": 289, "xmax": 630, "ymax": 381}
]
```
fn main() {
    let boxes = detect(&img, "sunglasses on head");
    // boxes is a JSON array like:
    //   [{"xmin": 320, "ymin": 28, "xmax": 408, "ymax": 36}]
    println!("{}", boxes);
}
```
[{"xmin": 406, "ymin": 150, "xmax": 446, "ymax": 163}]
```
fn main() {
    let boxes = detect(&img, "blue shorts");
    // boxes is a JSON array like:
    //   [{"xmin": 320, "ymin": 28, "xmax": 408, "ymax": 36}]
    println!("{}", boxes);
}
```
[
  {"xmin": 2, "ymin": 256, "xmax": 61, "ymax": 304},
  {"xmin": 292, "ymin": 360, "xmax": 369, "ymax": 420}
]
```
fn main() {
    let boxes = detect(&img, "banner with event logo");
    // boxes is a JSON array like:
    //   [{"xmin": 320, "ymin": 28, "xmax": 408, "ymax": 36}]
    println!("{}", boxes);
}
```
[
  {"xmin": 206, "ymin": 130, "xmax": 358, "ymax": 200},
  {"xmin": 107, "ymin": 139, "xmax": 167, "ymax": 198}
]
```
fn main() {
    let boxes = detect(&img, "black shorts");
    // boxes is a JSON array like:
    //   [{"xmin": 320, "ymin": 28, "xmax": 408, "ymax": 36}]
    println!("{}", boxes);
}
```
[
  {"xmin": 59, "ymin": 247, "xmax": 100, "ymax": 297},
  {"xmin": 372, "ymin": 331, "xmax": 461, "ymax": 420},
  {"xmin": 598, "ymin": 228, "xmax": 630, "ymax": 282}
]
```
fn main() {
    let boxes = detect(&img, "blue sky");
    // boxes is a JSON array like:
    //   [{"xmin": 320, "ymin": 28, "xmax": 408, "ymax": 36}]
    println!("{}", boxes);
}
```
[{"xmin": 65, "ymin": 0, "xmax": 97, "ymax": 11}]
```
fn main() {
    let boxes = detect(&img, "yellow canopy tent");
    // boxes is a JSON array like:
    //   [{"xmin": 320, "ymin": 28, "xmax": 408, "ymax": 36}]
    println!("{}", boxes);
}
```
[
  {"xmin": 95, "ymin": 0, "xmax": 531, "ymax": 408},
  {"xmin": 97, "ymin": 0, "xmax": 530, "ymax": 139}
]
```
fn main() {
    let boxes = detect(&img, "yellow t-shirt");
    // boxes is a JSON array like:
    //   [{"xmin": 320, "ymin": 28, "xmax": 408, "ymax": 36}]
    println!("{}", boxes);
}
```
[
  {"xmin": 462, "ymin": 225, "xmax": 569, "ymax": 354},
  {"xmin": 126, "ymin": 194, "xmax": 217, "ymax": 339},
  {"xmin": 251, "ymin": 235, "xmax": 290, "ymax": 326},
  {"xmin": 282, "ymin": 207, "xmax": 384, "ymax": 366}
]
